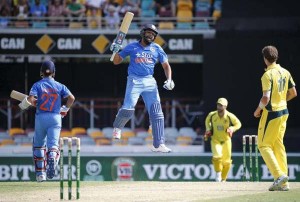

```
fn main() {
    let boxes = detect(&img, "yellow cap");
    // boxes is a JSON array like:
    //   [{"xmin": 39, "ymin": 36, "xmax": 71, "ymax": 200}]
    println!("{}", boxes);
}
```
[{"xmin": 217, "ymin": 98, "xmax": 228, "ymax": 106}]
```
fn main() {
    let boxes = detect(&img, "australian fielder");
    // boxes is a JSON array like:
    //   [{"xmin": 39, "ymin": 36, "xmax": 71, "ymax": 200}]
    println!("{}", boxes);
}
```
[{"xmin": 204, "ymin": 98, "xmax": 242, "ymax": 182}]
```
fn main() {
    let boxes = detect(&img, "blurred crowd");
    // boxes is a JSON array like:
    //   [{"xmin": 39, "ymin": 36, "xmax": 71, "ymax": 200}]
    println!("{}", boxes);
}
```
[{"xmin": 0, "ymin": 0, "xmax": 222, "ymax": 29}]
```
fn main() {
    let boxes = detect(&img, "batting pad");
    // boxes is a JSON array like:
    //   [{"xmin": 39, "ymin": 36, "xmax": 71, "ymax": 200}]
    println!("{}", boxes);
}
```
[
  {"xmin": 46, "ymin": 148, "xmax": 60, "ymax": 179},
  {"xmin": 113, "ymin": 108, "xmax": 135, "ymax": 129},
  {"xmin": 150, "ymin": 102, "xmax": 165, "ymax": 148},
  {"xmin": 33, "ymin": 147, "xmax": 47, "ymax": 175}
]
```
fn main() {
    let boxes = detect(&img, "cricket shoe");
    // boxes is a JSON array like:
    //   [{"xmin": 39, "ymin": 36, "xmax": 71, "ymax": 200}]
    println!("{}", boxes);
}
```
[
  {"xmin": 278, "ymin": 184, "xmax": 290, "ymax": 191},
  {"xmin": 46, "ymin": 158, "xmax": 56, "ymax": 179},
  {"xmin": 151, "ymin": 144, "xmax": 171, "ymax": 153},
  {"xmin": 215, "ymin": 172, "xmax": 222, "ymax": 182},
  {"xmin": 36, "ymin": 174, "xmax": 46, "ymax": 182},
  {"xmin": 269, "ymin": 175, "xmax": 289, "ymax": 191},
  {"xmin": 112, "ymin": 128, "xmax": 121, "ymax": 139}
]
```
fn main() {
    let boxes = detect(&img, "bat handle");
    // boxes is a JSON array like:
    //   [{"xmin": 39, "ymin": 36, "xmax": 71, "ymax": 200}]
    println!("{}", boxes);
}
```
[{"xmin": 110, "ymin": 52, "xmax": 116, "ymax": 62}]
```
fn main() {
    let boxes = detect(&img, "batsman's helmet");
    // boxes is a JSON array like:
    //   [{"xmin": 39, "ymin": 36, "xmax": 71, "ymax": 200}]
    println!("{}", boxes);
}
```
[
  {"xmin": 140, "ymin": 24, "xmax": 158, "ymax": 40},
  {"xmin": 40, "ymin": 60, "xmax": 55, "ymax": 77}
]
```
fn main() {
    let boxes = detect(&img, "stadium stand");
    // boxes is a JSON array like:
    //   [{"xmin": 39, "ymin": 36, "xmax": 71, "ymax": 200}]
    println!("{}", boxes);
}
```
[
  {"xmin": 60, "ymin": 129, "xmax": 73, "ymax": 137},
  {"xmin": 48, "ymin": 0, "xmax": 65, "ymax": 28},
  {"xmin": 145, "ymin": 136, "xmax": 153, "ymax": 146},
  {"xmin": 80, "ymin": 136, "xmax": 96, "ymax": 145},
  {"xmin": 165, "ymin": 136, "xmax": 176, "ymax": 145},
  {"xmin": 176, "ymin": 136, "xmax": 193, "ymax": 145},
  {"xmin": 164, "ymin": 127, "xmax": 180, "ymax": 139},
  {"xmin": 176, "ymin": 0, "xmax": 193, "ymax": 29},
  {"xmin": 27, "ymin": 131, "xmax": 35, "ymax": 139},
  {"xmin": 194, "ymin": 21, "xmax": 209, "ymax": 29},
  {"xmin": 95, "ymin": 137, "xmax": 112, "ymax": 145},
  {"xmin": 0, "ymin": 139, "xmax": 15, "ymax": 146},
  {"xmin": 14, "ymin": 135, "xmax": 32, "ymax": 146},
  {"xmin": 102, "ymin": 127, "xmax": 114, "ymax": 138},
  {"xmin": 178, "ymin": 127, "xmax": 197, "ymax": 138},
  {"xmin": 156, "ymin": 0, "xmax": 174, "ymax": 18},
  {"xmin": 211, "ymin": 0, "xmax": 221, "ymax": 20},
  {"xmin": 87, "ymin": 127, "xmax": 101, "ymax": 136},
  {"xmin": 195, "ymin": 0, "xmax": 210, "ymax": 17},
  {"xmin": 89, "ymin": 130, "xmax": 105, "ymax": 139},
  {"xmin": 127, "ymin": 136, "xmax": 145, "ymax": 145},
  {"xmin": 8, "ymin": 127, "xmax": 26, "ymax": 137},
  {"xmin": 71, "ymin": 127, "xmax": 87, "ymax": 136},
  {"xmin": 0, "ymin": 0, "xmax": 217, "ymax": 30},
  {"xmin": 121, "ymin": 130, "xmax": 135, "ymax": 139},
  {"xmin": 158, "ymin": 21, "xmax": 174, "ymax": 29},
  {"xmin": 140, "ymin": 0, "xmax": 157, "ymax": 25},
  {"xmin": 136, "ymin": 131, "xmax": 150, "ymax": 139}
]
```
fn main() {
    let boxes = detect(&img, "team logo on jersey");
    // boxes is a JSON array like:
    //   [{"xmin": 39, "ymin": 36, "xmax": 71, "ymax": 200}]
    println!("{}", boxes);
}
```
[
  {"xmin": 150, "ymin": 47, "xmax": 155, "ymax": 52},
  {"xmin": 217, "ymin": 125, "xmax": 224, "ymax": 131},
  {"xmin": 111, "ymin": 157, "xmax": 137, "ymax": 181},
  {"xmin": 135, "ymin": 52, "xmax": 153, "ymax": 64}
]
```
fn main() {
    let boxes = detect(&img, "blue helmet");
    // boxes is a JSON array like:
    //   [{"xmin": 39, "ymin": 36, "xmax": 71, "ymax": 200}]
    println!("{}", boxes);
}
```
[
  {"xmin": 140, "ymin": 24, "xmax": 158, "ymax": 36},
  {"xmin": 40, "ymin": 60, "xmax": 55, "ymax": 77},
  {"xmin": 140, "ymin": 24, "xmax": 158, "ymax": 44}
]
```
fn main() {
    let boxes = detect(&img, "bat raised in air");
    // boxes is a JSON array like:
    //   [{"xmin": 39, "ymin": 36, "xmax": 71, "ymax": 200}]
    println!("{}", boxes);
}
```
[
  {"xmin": 110, "ymin": 12, "xmax": 134, "ymax": 61},
  {"xmin": 10, "ymin": 90, "xmax": 27, "ymax": 101}
]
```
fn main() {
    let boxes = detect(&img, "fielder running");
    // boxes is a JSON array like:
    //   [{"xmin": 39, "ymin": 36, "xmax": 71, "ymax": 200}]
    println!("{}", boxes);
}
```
[
  {"xmin": 19, "ymin": 60, "xmax": 75, "ymax": 182},
  {"xmin": 204, "ymin": 98, "xmax": 242, "ymax": 182},
  {"xmin": 254, "ymin": 45, "xmax": 297, "ymax": 191},
  {"xmin": 110, "ymin": 24, "xmax": 174, "ymax": 153}
]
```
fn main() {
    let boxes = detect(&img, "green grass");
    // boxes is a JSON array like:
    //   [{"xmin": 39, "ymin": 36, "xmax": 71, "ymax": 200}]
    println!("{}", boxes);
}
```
[
  {"xmin": 205, "ymin": 188, "xmax": 300, "ymax": 202},
  {"xmin": 0, "ymin": 181, "xmax": 299, "ymax": 202}
]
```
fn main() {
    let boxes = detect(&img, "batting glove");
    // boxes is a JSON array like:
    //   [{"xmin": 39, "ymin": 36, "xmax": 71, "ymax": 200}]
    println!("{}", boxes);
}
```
[
  {"xmin": 60, "ymin": 105, "xmax": 69, "ymax": 118},
  {"xmin": 110, "ymin": 42, "xmax": 122, "ymax": 53},
  {"xmin": 18, "ymin": 96, "xmax": 32, "ymax": 110},
  {"xmin": 163, "ymin": 79, "xmax": 175, "ymax": 90},
  {"xmin": 32, "ymin": 99, "xmax": 37, "ymax": 107}
]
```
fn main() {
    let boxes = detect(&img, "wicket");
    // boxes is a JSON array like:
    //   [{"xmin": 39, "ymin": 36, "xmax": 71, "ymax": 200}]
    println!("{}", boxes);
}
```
[
  {"xmin": 242, "ymin": 135, "xmax": 259, "ymax": 182},
  {"xmin": 60, "ymin": 137, "xmax": 81, "ymax": 200}
]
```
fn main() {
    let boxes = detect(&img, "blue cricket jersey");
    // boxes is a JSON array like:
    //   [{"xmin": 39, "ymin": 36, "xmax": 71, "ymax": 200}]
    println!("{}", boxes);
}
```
[
  {"xmin": 118, "ymin": 41, "xmax": 168, "ymax": 77},
  {"xmin": 29, "ymin": 78, "xmax": 71, "ymax": 114}
]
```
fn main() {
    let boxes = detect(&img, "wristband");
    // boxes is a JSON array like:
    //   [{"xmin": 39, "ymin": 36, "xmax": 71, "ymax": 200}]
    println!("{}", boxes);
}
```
[{"xmin": 258, "ymin": 101, "xmax": 265, "ymax": 109}]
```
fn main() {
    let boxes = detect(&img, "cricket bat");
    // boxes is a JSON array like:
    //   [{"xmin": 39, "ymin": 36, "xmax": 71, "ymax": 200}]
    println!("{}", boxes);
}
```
[
  {"xmin": 10, "ymin": 90, "xmax": 27, "ymax": 101},
  {"xmin": 110, "ymin": 12, "xmax": 134, "ymax": 62}
]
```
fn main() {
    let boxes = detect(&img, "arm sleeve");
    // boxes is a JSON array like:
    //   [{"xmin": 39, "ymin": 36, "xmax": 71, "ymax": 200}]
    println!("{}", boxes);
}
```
[
  {"xmin": 119, "ymin": 44, "xmax": 132, "ymax": 59},
  {"xmin": 29, "ymin": 83, "xmax": 38, "ymax": 97},
  {"xmin": 229, "ymin": 113, "xmax": 242, "ymax": 132},
  {"xmin": 261, "ymin": 73, "xmax": 271, "ymax": 91},
  {"xmin": 205, "ymin": 112, "xmax": 212, "ymax": 131},
  {"xmin": 157, "ymin": 45, "xmax": 168, "ymax": 64},
  {"xmin": 61, "ymin": 85, "xmax": 72, "ymax": 98},
  {"xmin": 288, "ymin": 74, "xmax": 296, "ymax": 89}
]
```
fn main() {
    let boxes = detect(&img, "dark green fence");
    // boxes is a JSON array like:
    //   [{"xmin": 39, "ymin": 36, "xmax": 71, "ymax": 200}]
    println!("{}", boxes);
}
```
[{"xmin": 0, "ymin": 154, "xmax": 299, "ymax": 182}]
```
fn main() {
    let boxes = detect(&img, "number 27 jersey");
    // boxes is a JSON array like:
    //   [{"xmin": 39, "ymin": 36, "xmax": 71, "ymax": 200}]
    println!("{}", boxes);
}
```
[{"xmin": 29, "ymin": 78, "xmax": 72, "ymax": 114}]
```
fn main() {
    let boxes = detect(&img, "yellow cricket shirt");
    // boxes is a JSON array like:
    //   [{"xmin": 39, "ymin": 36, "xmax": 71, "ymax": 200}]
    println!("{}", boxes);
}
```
[
  {"xmin": 205, "ymin": 110, "xmax": 242, "ymax": 141},
  {"xmin": 261, "ymin": 63, "xmax": 296, "ymax": 111}
]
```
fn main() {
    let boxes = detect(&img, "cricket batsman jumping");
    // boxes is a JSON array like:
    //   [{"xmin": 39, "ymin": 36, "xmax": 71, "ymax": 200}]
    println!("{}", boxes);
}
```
[{"xmin": 110, "ymin": 24, "xmax": 175, "ymax": 153}]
